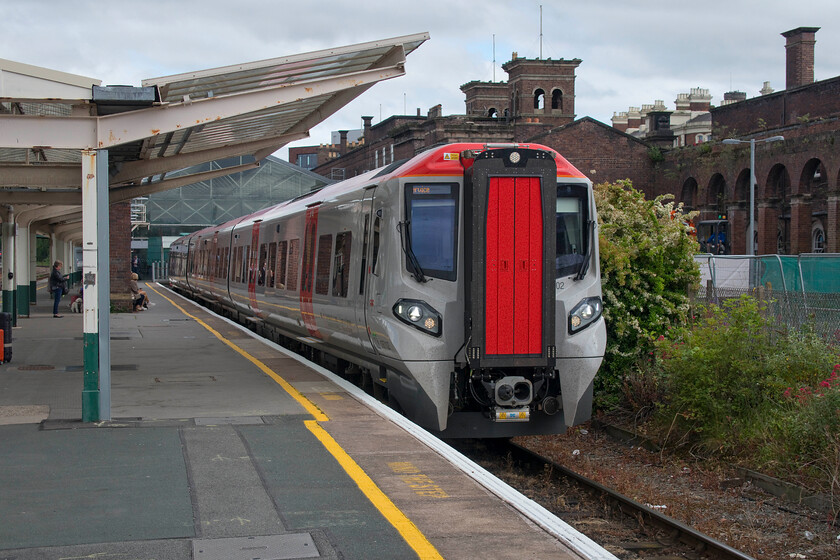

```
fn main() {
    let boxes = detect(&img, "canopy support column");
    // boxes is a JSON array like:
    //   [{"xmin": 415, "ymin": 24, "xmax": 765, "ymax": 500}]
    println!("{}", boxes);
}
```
[
  {"xmin": 81, "ymin": 149, "xmax": 111, "ymax": 422},
  {"xmin": 2, "ymin": 206, "xmax": 17, "ymax": 326},
  {"xmin": 14, "ymin": 223, "xmax": 30, "ymax": 318}
]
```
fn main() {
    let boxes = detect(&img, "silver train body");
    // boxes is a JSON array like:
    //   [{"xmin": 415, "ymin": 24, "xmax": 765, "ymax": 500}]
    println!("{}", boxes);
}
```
[{"xmin": 168, "ymin": 143, "xmax": 606, "ymax": 437}]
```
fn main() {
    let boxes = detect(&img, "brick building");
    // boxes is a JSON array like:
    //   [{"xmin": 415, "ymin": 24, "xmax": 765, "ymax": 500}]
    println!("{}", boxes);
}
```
[
  {"xmin": 527, "ymin": 117, "xmax": 656, "ymax": 189},
  {"xmin": 662, "ymin": 27, "xmax": 840, "ymax": 254},
  {"xmin": 295, "ymin": 27, "xmax": 840, "ymax": 255}
]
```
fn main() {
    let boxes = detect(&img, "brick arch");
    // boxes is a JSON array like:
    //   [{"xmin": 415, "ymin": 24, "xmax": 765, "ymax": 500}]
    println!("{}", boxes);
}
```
[
  {"xmin": 551, "ymin": 89, "xmax": 563, "ymax": 111},
  {"xmin": 798, "ymin": 157, "xmax": 827, "ymax": 196},
  {"xmin": 761, "ymin": 164, "xmax": 792, "ymax": 254},
  {"xmin": 533, "ymin": 88, "xmax": 545, "ymax": 110},
  {"xmin": 733, "ymin": 168, "xmax": 751, "ymax": 202},
  {"xmin": 680, "ymin": 177, "xmax": 698, "ymax": 210},
  {"xmin": 706, "ymin": 173, "xmax": 727, "ymax": 214},
  {"xmin": 764, "ymin": 163, "xmax": 791, "ymax": 200}
]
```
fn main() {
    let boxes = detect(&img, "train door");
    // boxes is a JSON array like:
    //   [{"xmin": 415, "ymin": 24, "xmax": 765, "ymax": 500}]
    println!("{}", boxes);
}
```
[
  {"xmin": 356, "ymin": 187, "xmax": 377, "ymax": 354},
  {"xmin": 485, "ymin": 176, "xmax": 544, "ymax": 355},
  {"xmin": 209, "ymin": 232, "xmax": 218, "ymax": 284},
  {"xmin": 464, "ymin": 148, "xmax": 557, "ymax": 370}
]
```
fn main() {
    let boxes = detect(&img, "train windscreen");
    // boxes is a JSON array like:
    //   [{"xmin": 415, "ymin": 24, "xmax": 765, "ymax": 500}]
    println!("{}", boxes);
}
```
[
  {"xmin": 405, "ymin": 184, "xmax": 459, "ymax": 281},
  {"xmin": 556, "ymin": 183, "xmax": 589, "ymax": 278}
]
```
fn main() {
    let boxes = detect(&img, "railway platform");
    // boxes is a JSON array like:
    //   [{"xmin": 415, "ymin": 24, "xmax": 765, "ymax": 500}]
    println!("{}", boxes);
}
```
[{"xmin": 0, "ymin": 281, "xmax": 616, "ymax": 560}]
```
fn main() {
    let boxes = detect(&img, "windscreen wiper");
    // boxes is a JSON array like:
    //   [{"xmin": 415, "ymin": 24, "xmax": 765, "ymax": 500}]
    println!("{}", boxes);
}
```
[
  {"xmin": 574, "ymin": 220, "xmax": 594, "ymax": 281},
  {"xmin": 399, "ymin": 221, "xmax": 428, "ymax": 283}
]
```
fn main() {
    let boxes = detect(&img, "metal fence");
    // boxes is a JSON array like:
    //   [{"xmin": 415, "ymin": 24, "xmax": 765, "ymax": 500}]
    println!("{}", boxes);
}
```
[{"xmin": 694, "ymin": 254, "xmax": 840, "ymax": 341}]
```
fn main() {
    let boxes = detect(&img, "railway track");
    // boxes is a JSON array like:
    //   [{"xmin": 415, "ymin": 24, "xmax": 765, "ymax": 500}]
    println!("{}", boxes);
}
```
[{"xmin": 449, "ymin": 438, "xmax": 756, "ymax": 560}]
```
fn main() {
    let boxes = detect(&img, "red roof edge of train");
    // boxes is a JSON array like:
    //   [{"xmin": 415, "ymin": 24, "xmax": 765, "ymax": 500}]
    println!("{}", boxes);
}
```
[
  {"xmin": 394, "ymin": 142, "xmax": 587, "ymax": 179},
  {"xmin": 172, "ymin": 143, "xmax": 587, "ymax": 244}
]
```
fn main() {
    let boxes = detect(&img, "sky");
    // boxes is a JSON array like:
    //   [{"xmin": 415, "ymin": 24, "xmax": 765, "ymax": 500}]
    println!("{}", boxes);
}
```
[{"xmin": 3, "ymin": 1, "xmax": 840, "ymax": 161}]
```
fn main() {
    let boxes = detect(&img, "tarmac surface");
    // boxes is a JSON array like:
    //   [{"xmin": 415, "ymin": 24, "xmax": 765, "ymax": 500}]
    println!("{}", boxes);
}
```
[{"xmin": 0, "ymin": 280, "xmax": 614, "ymax": 560}]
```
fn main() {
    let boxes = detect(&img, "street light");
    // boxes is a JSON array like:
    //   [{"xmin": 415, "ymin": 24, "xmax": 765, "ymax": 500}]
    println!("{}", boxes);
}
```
[{"xmin": 721, "ymin": 135, "xmax": 785, "ymax": 255}]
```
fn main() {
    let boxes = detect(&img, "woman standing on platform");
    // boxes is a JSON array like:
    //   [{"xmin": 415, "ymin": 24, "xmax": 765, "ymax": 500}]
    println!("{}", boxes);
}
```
[{"xmin": 48, "ymin": 260, "xmax": 67, "ymax": 318}]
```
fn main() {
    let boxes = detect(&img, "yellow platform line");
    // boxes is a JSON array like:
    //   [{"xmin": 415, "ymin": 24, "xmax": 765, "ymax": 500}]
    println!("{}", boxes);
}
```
[
  {"xmin": 304, "ymin": 420, "xmax": 444, "ymax": 560},
  {"xmin": 144, "ymin": 283, "xmax": 328, "ymax": 422},
  {"xmin": 152, "ymin": 283, "xmax": 442, "ymax": 558}
]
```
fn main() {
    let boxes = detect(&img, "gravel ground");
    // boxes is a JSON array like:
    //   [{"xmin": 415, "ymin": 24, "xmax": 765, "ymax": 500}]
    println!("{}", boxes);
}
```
[{"xmin": 516, "ymin": 422, "xmax": 840, "ymax": 560}]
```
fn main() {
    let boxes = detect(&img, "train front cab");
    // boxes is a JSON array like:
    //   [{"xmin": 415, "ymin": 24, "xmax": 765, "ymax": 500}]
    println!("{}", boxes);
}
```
[{"xmin": 442, "ymin": 146, "xmax": 605, "ymax": 437}]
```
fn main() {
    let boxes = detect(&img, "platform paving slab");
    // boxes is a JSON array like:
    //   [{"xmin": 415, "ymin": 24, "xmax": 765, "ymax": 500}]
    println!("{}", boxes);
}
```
[{"xmin": 0, "ymin": 423, "xmax": 194, "ymax": 550}]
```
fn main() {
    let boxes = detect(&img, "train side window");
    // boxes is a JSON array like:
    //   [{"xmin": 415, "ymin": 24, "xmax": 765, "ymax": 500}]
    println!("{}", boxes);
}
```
[
  {"xmin": 287, "ymin": 239, "xmax": 300, "ymax": 291},
  {"xmin": 277, "ymin": 241, "xmax": 288, "ymax": 289},
  {"xmin": 359, "ymin": 214, "xmax": 369, "ymax": 294},
  {"xmin": 332, "ymin": 232, "xmax": 351, "ymax": 298},
  {"xmin": 244, "ymin": 245, "xmax": 252, "ymax": 284},
  {"xmin": 223, "ymin": 247, "xmax": 229, "ymax": 280},
  {"xmin": 234, "ymin": 246, "xmax": 242, "ymax": 283},
  {"xmin": 267, "ymin": 242, "xmax": 276, "ymax": 288},
  {"xmin": 315, "ymin": 234, "xmax": 333, "ymax": 295},
  {"xmin": 371, "ymin": 216, "xmax": 381, "ymax": 276},
  {"xmin": 258, "ymin": 243, "xmax": 267, "ymax": 286}
]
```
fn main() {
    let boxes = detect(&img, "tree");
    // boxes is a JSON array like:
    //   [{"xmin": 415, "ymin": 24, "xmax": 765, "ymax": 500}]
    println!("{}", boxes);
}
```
[{"xmin": 593, "ymin": 180, "xmax": 700, "ymax": 407}]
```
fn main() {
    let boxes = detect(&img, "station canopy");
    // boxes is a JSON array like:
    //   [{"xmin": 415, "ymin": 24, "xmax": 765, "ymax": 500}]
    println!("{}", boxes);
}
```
[{"xmin": 0, "ymin": 32, "xmax": 429, "ymax": 219}]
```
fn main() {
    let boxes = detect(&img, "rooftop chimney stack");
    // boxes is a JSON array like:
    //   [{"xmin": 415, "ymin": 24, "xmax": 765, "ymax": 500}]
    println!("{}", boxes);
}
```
[
  {"xmin": 362, "ymin": 116, "xmax": 373, "ymax": 141},
  {"xmin": 782, "ymin": 27, "xmax": 820, "ymax": 90},
  {"xmin": 338, "ymin": 130, "xmax": 348, "ymax": 155}
]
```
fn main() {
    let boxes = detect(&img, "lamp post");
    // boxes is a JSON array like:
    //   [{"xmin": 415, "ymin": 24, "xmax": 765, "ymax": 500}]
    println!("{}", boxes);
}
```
[{"xmin": 721, "ymin": 135, "xmax": 784, "ymax": 255}]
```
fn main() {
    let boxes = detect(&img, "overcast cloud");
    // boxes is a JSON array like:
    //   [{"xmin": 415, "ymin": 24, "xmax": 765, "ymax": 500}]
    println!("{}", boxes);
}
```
[{"xmin": 3, "ymin": 1, "xmax": 839, "ymax": 159}]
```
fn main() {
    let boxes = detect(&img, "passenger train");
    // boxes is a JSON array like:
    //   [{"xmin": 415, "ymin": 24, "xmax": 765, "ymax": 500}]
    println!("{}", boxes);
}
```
[{"xmin": 168, "ymin": 142, "xmax": 606, "ymax": 437}]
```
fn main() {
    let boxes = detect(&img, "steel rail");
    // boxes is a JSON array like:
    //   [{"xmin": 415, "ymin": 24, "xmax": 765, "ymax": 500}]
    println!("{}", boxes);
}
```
[{"xmin": 501, "ymin": 441, "xmax": 757, "ymax": 560}]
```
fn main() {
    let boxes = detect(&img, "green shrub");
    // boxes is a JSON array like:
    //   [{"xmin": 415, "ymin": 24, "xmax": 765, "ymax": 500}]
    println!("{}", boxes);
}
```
[
  {"xmin": 654, "ymin": 295, "xmax": 840, "ymax": 468},
  {"xmin": 593, "ymin": 180, "xmax": 699, "ymax": 408},
  {"xmin": 654, "ymin": 296, "xmax": 782, "ymax": 447}
]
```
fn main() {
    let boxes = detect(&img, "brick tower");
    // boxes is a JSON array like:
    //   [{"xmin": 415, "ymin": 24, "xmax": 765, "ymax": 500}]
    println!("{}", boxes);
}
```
[{"xmin": 461, "ymin": 53, "xmax": 581, "ymax": 130}]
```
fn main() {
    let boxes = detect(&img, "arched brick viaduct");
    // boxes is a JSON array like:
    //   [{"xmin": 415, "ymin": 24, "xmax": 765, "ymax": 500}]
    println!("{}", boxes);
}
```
[{"xmin": 668, "ymin": 124, "xmax": 840, "ymax": 254}]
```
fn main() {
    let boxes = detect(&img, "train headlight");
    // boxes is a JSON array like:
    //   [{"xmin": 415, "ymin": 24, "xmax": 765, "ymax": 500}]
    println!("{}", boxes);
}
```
[
  {"xmin": 407, "ymin": 305, "xmax": 423, "ymax": 322},
  {"xmin": 393, "ymin": 299, "xmax": 442, "ymax": 337},
  {"xmin": 569, "ymin": 297, "xmax": 603, "ymax": 334}
]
